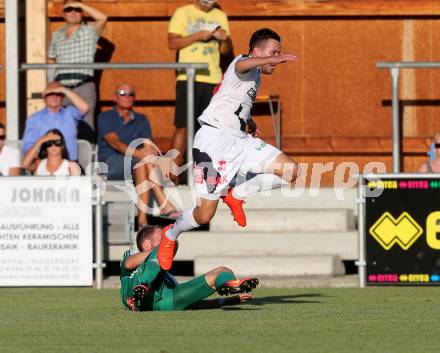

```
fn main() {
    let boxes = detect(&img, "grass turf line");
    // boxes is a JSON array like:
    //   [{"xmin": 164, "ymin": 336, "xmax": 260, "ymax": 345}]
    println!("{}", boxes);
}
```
[{"xmin": 0, "ymin": 287, "xmax": 439, "ymax": 353}]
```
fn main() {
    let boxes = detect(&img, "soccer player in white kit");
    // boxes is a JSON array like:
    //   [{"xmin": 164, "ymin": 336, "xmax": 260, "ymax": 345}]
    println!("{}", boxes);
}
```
[{"xmin": 158, "ymin": 28, "xmax": 300, "ymax": 270}]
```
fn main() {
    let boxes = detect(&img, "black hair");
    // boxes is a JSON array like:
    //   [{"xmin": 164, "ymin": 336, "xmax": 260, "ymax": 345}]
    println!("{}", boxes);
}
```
[
  {"xmin": 38, "ymin": 129, "xmax": 69, "ymax": 160},
  {"xmin": 0, "ymin": 122, "xmax": 4, "ymax": 130},
  {"xmin": 249, "ymin": 28, "xmax": 281, "ymax": 52},
  {"xmin": 136, "ymin": 225, "xmax": 161, "ymax": 251}
]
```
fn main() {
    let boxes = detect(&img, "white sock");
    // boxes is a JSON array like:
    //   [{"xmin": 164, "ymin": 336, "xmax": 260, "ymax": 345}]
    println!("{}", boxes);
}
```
[
  {"xmin": 232, "ymin": 174, "xmax": 288, "ymax": 200},
  {"xmin": 165, "ymin": 207, "xmax": 200, "ymax": 241}
]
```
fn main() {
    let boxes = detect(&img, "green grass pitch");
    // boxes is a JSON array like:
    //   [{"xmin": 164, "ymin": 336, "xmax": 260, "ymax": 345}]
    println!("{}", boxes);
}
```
[{"xmin": 1, "ymin": 287, "xmax": 439, "ymax": 353}]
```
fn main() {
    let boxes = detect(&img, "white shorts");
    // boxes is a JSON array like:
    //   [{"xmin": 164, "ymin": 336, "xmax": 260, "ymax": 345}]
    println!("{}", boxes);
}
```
[{"xmin": 192, "ymin": 125, "xmax": 281, "ymax": 200}]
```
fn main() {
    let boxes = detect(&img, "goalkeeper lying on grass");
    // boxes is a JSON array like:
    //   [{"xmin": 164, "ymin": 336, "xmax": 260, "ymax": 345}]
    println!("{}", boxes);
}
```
[{"xmin": 120, "ymin": 225, "xmax": 259, "ymax": 311}]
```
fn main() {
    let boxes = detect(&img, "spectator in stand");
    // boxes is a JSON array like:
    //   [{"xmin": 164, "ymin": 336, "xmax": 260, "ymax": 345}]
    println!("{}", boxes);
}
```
[
  {"xmin": 48, "ymin": 0, "xmax": 108, "ymax": 142},
  {"xmin": 0, "ymin": 122, "xmax": 20, "ymax": 176},
  {"xmin": 22, "ymin": 81, "xmax": 89, "ymax": 163},
  {"xmin": 22, "ymin": 129, "xmax": 81, "ymax": 176},
  {"xmin": 97, "ymin": 83, "xmax": 180, "ymax": 227},
  {"xmin": 168, "ymin": 0, "xmax": 232, "ymax": 182},
  {"xmin": 418, "ymin": 132, "xmax": 440, "ymax": 173}
]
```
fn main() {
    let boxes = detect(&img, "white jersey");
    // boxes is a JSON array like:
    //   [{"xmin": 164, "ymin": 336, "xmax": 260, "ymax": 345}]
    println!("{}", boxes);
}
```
[
  {"xmin": 0, "ymin": 145, "xmax": 20, "ymax": 176},
  {"xmin": 198, "ymin": 55, "xmax": 260, "ymax": 137},
  {"xmin": 35, "ymin": 159, "xmax": 70, "ymax": 176}
]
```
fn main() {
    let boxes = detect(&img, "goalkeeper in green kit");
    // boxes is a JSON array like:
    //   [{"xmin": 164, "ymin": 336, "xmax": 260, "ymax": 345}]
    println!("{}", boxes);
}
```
[{"xmin": 120, "ymin": 225, "xmax": 259, "ymax": 311}]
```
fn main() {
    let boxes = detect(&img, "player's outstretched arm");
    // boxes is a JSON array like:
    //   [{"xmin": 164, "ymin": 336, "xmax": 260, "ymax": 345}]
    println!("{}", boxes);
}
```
[{"xmin": 235, "ymin": 54, "xmax": 300, "ymax": 74}]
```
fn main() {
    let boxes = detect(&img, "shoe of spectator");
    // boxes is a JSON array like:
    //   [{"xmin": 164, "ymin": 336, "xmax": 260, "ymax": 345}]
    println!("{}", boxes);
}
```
[{"xmin": 160, "ymin": 210, "xmax": 181, "ymax": 220}]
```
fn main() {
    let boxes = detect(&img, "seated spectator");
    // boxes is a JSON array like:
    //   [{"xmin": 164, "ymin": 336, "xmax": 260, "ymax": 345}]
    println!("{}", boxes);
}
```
[
  {"xmin": 97, "ymin": 84, "xmax": 180, "ymax": 227},
  {"xmin": 0, "ymin": 122, "xmax": 21, "ymax": 176},
  {"xmin": 22, "ymin": 82, "xmax": 89, "ymax": 163},
  {"xmin": 22, "ymin": 129, "xmax": 81, "ymax": 176},
  {"xmin": 418, "ymin": 132, "xmax": 440, "ymax": 173}
]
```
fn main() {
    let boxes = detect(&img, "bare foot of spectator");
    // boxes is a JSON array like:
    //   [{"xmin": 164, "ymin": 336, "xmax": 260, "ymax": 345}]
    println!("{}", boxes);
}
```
[
  {"xmin": 169, "ymin": 173, "xmax": 180, "ymax": 186},
  {"xmin": 160, "ymin": 201, "xmax": 181, "ymax": 220},
  {"xmin": 138, "ymin": 213, "xmax": 148, "ymax": 229}
]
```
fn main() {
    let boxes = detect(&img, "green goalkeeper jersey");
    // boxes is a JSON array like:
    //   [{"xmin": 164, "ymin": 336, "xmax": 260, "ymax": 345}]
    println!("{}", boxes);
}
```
[{"xmin": 120, "ymin": 247, "xmax": 178, "ymax": 310}]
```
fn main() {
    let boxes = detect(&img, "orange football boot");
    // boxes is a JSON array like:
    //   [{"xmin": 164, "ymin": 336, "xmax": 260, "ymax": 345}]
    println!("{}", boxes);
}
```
[
  {"xmin": 126, "ymin": 297, "xmax": 138, "ymax": 312},
  {"xmin": 157, "ymin": 224, "xmax": 175, "ymax": 270},
  {"xmin": 132, "ymin": 284, "xmax": 150, "ymax": 310},
  {"xmin": 221, "ymin": 188, "xmax": 246, "ymax": 227},
  {"xmin": 217, "ymin": 277, "xmax": 259, "ymax": 296}
]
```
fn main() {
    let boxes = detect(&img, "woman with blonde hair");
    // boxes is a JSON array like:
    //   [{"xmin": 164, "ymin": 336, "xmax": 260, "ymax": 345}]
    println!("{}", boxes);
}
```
[
  {"xmin": 22, "ymin": 129, "xmax": 81, "ymax": 176},
  {"xmin": 418, "ymin": 132, "xmax": 440, "ymax": 173}
]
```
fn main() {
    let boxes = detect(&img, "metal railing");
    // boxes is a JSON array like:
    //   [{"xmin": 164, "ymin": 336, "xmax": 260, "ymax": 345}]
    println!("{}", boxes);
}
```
[
  {"xmin": 20, "ymin": 62, "xmax": 208, "ymax": 185},
  {"xmin": 377, "ymin": 61, "xmax": 440, "ymax": 173}
]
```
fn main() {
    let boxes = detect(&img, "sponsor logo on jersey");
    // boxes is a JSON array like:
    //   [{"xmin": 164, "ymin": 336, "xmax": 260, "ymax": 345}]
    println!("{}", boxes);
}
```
[
  {"xmin": 194, "ymin": 165, "xmax": 228, "ymax": 187},
  {"xmin": 218, "ymin": 160, "xmax": 227, "ymax": 171},
  {"xmin": 194, "ymin": 166, "xmax": 204, "ymax": 184},
  {"xmin": 207, "ymin": 175, "xmax": 228, "ymax": 186},
  {"xmin": 247, "ymin": 87, "xmax": 257, "ymax": 101},
  {"xmin": 255, "ymin": 141, "xmax": 266, "ymax": 151}
]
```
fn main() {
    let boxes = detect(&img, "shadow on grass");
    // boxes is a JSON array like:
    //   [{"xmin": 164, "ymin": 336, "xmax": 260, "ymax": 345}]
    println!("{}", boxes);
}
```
[
  {"xmin": 221, "ymin": 307, "xmax": 260, "ymax": 311},
  {"xmin": 186, "ymin": 294, "xmax": 325, "ymax": 311},
  {"xmin": 217, "ymin": 294, "xmax": 325, "ymax": 311},
  {"xmin": 249, "ymin": 293, "xmax": 325, "ymax": 306}
]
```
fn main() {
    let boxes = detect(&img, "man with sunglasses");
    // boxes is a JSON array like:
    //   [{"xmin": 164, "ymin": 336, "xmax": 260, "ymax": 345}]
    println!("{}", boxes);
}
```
[
  {"xmin": 22, "ymin": 82, "xmax": 89, "ymax": 163},
  {"xmin": 97, "ymin": 84, "xmax": 181, "ymax": 227},
  {"xmin": 48, "ymin": 0, "xmax": 108, "ymax": 142},
  {"xmin": 0, "ymin": 123, "xmax": 21, "ymax": 176}
]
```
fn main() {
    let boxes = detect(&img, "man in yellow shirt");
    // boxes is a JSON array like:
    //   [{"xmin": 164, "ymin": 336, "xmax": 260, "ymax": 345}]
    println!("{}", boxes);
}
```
[{"xmin": 168, "ymin": 0, "xmax": 232, "ymax": 180}]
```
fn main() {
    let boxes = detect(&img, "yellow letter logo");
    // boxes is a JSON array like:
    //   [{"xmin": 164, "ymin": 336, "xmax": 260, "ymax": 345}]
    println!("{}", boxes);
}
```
[
  {"xmin": 369, "ymin": 212, "xmax": 423, "ymax": 250},
  {"xmin": 426, "ymin": 211, "xmax": 440, "ymax": 250}
]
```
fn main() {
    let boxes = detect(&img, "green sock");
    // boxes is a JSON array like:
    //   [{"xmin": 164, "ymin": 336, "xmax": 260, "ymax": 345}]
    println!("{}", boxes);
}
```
[{"xmin": 215, "ymin": 272, "xmax": 236, "ymax": 289}]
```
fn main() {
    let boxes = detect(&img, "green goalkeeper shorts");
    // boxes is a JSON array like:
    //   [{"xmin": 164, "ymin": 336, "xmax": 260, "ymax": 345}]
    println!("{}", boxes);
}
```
[{"xmin": 153, "ymin": 274, "xmax": 215, "ymax": 311}]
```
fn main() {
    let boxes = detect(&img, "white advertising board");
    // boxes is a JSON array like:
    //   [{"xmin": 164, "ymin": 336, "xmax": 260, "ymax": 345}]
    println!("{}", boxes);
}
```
[{"xmin": 0, "ymin": 176, "xmax": 93, "ymax": 286}]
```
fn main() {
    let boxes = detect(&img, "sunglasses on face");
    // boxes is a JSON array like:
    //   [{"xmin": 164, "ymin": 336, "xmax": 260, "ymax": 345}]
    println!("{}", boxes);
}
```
[
  {"xmin": 45, "ymin": 139, "xmax": 63, "ymax": 148},
  {"xmin": 201, "ymin": 0, "xmax": 218, "ymax": 5},
  {"xmin": 116, "ymin": 90, "xmax": 136, "ymax": 97},
  {"xmin": 435, "ymin": 143, "xmax": 440, "ymax": 149},
  {"xmin": 44, "ymin": 92, "xmax": 65, "ymax": 98},
  {"xmin": 64, "ymin": 7, "xmax": 83, "ymax": 13},
  {"xmin": 0, "ymin": 135, "xmax": 5, "ymax": 140}
]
